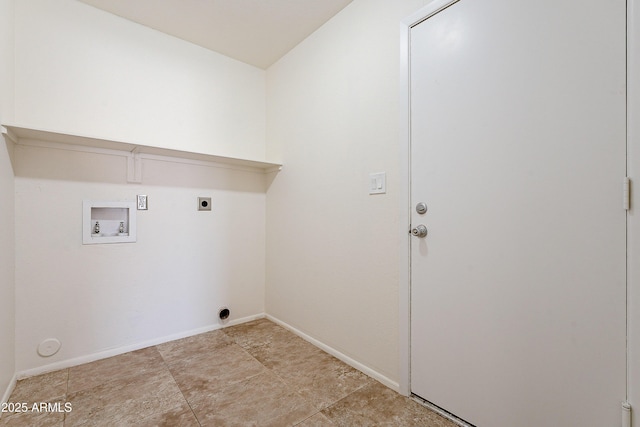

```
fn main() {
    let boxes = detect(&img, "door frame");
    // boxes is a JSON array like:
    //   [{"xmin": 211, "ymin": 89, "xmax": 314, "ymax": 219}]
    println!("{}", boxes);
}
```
[
  {"xmin": 628, "ymin": 1, "xmax": 640, "ymax": 426},
  {"xmin": 398, "ymin": 4, "xmax": 639, "ymax": 426},
  {"xmin": 398, "ymin": 0, "xmax": 459, "ymax": 397}
]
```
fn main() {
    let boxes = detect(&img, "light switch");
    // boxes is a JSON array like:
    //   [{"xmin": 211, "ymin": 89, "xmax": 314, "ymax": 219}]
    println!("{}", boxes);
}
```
[{"xmin": 369, "ymin": 172, "xmax": 386, "ymax": 195}]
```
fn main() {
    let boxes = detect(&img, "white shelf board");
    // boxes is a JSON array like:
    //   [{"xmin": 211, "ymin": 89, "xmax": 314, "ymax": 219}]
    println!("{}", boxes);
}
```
[{"xmin": 1, "ymin": 124, "xmax": 282, "ymax": 173}]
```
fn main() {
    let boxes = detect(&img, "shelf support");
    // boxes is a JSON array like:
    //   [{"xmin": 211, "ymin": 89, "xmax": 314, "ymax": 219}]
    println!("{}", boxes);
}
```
[{"xmin": 127, "ymin": 150, "xmax": 142, "ymax": 183}]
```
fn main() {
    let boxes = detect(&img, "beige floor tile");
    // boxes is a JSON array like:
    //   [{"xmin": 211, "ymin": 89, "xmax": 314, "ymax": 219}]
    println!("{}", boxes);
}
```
[
  {"xmin": 244, "ymin": 329, "xmax": 373, "ymax": 410},
  {"xmin": 295, "ymin": 412, "xmax": 336, "ymax": 426},
  {"xmin": 3, "ymin": 319, "xmax": 452, "ymax": 426},
  {"xmin": 68, "ymin": 347, "xmax": 165, "ymax": 394},
  {"xmin": 7, "ymin": 369, "xmax": 68, "ymax": 404},
  {"xmin": 224, "ymin": 318, "xmax": 293, "ymax": 350},
  {"xmin": 156, "ymin": 329, "xmax": 234, "ymax": 364},
  {"xmin": 243, "ymin": 332, "xmax": 326, "ymax": 372},
  {"xmin": 135, "ymin": 401, "xmax": 200, "ymax": 427},
  {"xmin": 0, "ymin": 409, "xmax": 64, "ymax": 427},
  {"xmin": 0, "ymin": 397, "xmax": 67, "ymax": 427},
  {"xmin": 275, "ymin": 351, "xmax": 374, "ymax": 410},
  {"xmin": 65, "ymin": 367, "xmax": 186, "ymax": 426},
  {"xmin": 167, "ymin": 342, "xmax": 266, "ymax": 402},
  {"xmin": 190, "ymin": 370, "xmax": 317, "ymax": 427},
  {"xmin": 321, "ymin": 381, "xmax": 458, "ymax": 427}
]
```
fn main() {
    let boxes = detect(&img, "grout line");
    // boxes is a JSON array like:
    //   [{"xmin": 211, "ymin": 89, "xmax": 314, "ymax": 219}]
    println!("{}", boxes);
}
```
[
  {"xmin": 292, "ymin": 410, "xmax": 326, "ymax": 426},
  {"xmin": 63, "ymin": 368, "xmax": 70, "ymax": 425},
  {"xmin": 221, "ymin": 321, "xmax": 328, "ymax": 424},
  {"xmin": 153, "ymin": 343, "xmax": 203, "ymax": 427}
]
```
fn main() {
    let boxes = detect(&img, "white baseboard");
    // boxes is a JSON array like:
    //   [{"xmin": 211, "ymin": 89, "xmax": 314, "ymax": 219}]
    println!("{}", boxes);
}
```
[
  {"xmin": 265, "ymin": 314, "xmax": 400, "ymax": 393},
  {"xmin": 13, "ymin": 313, "xmax": 398, "ymax": 396},
  {"xmin": 0, "ymin": 373, "xmax": 17, "ymax": 418},
  {"xmin": 16, "ymin": 313, "xmax": 265, "ymax": 380}
]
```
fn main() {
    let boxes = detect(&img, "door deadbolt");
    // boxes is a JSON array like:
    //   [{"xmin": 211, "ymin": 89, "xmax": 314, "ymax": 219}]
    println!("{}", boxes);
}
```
[
  {"xmin": 411, "ymin": 224, "xmax": 428, "ymax": 238},
  {"xmin": 416, "ymin": 202, "xmax": 428, "ymax": 214}
]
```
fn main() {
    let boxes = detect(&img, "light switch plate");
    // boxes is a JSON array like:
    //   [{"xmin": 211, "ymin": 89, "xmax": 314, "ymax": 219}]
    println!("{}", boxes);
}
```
[{"xmin": 369, "ymin": 172, "xmax": 386, "ymax": 195}]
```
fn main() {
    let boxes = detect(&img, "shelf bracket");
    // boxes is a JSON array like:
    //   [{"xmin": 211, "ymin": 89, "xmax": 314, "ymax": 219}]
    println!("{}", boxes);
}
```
[
  {"xmin": 1, "ymin": 125, "xmax": 17, "ymax": 144},
  {"xmin": 127, "ymin": 149, "xmax": 142, "ymax": 183}
]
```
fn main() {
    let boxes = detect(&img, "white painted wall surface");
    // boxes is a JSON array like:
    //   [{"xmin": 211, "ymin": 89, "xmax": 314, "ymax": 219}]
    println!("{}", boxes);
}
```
[
  {"xmin": 14, "ymin": 143, "xmax": 266, "ymax": 373},
  {"xmin": 13, "ymin": 0, "xmax": 267, "ymax": 161},
  {"xmin": 0, "ymin": 0, "xmax": 16, "ymax": 405},
  {"xmin": 265, "ymin": 0, "xmax": 427, "ymax": 386},
  {"xmin": 628, "ymin": 1, "xmax": 640, "ymax": 425}
]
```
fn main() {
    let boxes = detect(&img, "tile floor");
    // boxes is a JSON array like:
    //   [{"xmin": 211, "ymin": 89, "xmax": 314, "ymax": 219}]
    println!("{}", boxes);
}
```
[{"xmin": 1, "ymin": 319, "xmax": 456, "ymax": 426}]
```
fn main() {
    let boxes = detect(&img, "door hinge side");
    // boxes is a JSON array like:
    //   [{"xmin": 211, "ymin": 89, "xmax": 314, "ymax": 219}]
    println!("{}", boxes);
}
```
[
  {"xmin": 623, "ymin": 177, "xmax": 630, "ymax": 211},
  {"xmin": 622, "ymin": 401, "xmax": 631, "ymax": 427}
]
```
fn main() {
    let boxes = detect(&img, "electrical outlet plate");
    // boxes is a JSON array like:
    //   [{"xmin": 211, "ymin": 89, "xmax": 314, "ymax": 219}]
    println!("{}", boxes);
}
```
[
  {"xmin": 198, "ymin": 197, "xmax": 212, "ymax": 211},
  {"xmin": 137, "ymin": 195, "xmax": 148, "ymax": 210}
]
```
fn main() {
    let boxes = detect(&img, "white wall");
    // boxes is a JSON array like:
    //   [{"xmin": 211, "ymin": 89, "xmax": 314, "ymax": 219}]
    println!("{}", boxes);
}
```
[
  {"xmin": 14, "ymin": 143, "xmax": 267, "ymax": 373},
  {"xmin": 0, "ymin": 0, "xmax": 15, "ymax": 405},
  {"xmin": 10, "ymin": 0, "xmax": 271, "ymax": 375},
  {"xmin": 13, "ymin": 0, "xmax": 267, "ymax": 161},
  {"xmin": 265, "ymin": 0, "xmax": 427, "ymax": 387},
  {"xmin": 9, "ymin": 1, "xmax": 638, "ymax": 421}
]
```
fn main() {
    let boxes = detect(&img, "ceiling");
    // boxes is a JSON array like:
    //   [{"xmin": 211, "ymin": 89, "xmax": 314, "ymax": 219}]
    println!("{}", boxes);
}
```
[{"xmin": 78, "ymin": 0, "xmax": 354, "ymax": 69}]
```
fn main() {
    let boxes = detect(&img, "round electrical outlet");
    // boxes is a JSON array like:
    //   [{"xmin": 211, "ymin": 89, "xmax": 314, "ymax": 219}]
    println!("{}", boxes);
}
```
[{"xmin": 198, "ymin": 197, "xmax": 212, "ymax": 211}]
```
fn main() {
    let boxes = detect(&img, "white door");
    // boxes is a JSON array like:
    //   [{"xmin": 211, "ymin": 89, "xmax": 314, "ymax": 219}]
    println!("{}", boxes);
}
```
[{"xmin": 409, "ymin": 1, "xmax": 627, "ymax": 426}]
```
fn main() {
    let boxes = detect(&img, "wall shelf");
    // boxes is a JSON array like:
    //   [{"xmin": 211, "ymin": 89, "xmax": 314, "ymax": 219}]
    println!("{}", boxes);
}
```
[{"xmin": 1, "ymin": 124, "xmax": 283, "ymax": 180}]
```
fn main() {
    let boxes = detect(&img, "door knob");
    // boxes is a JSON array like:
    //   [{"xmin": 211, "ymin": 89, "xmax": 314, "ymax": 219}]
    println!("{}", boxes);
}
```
[
  {"xmin": 412, "ymin": 224, "xmax": 428, "ymax": 238},
  {"xmin": 416, "ymin": 202, "xmax": 428, "ymax": 214}
]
